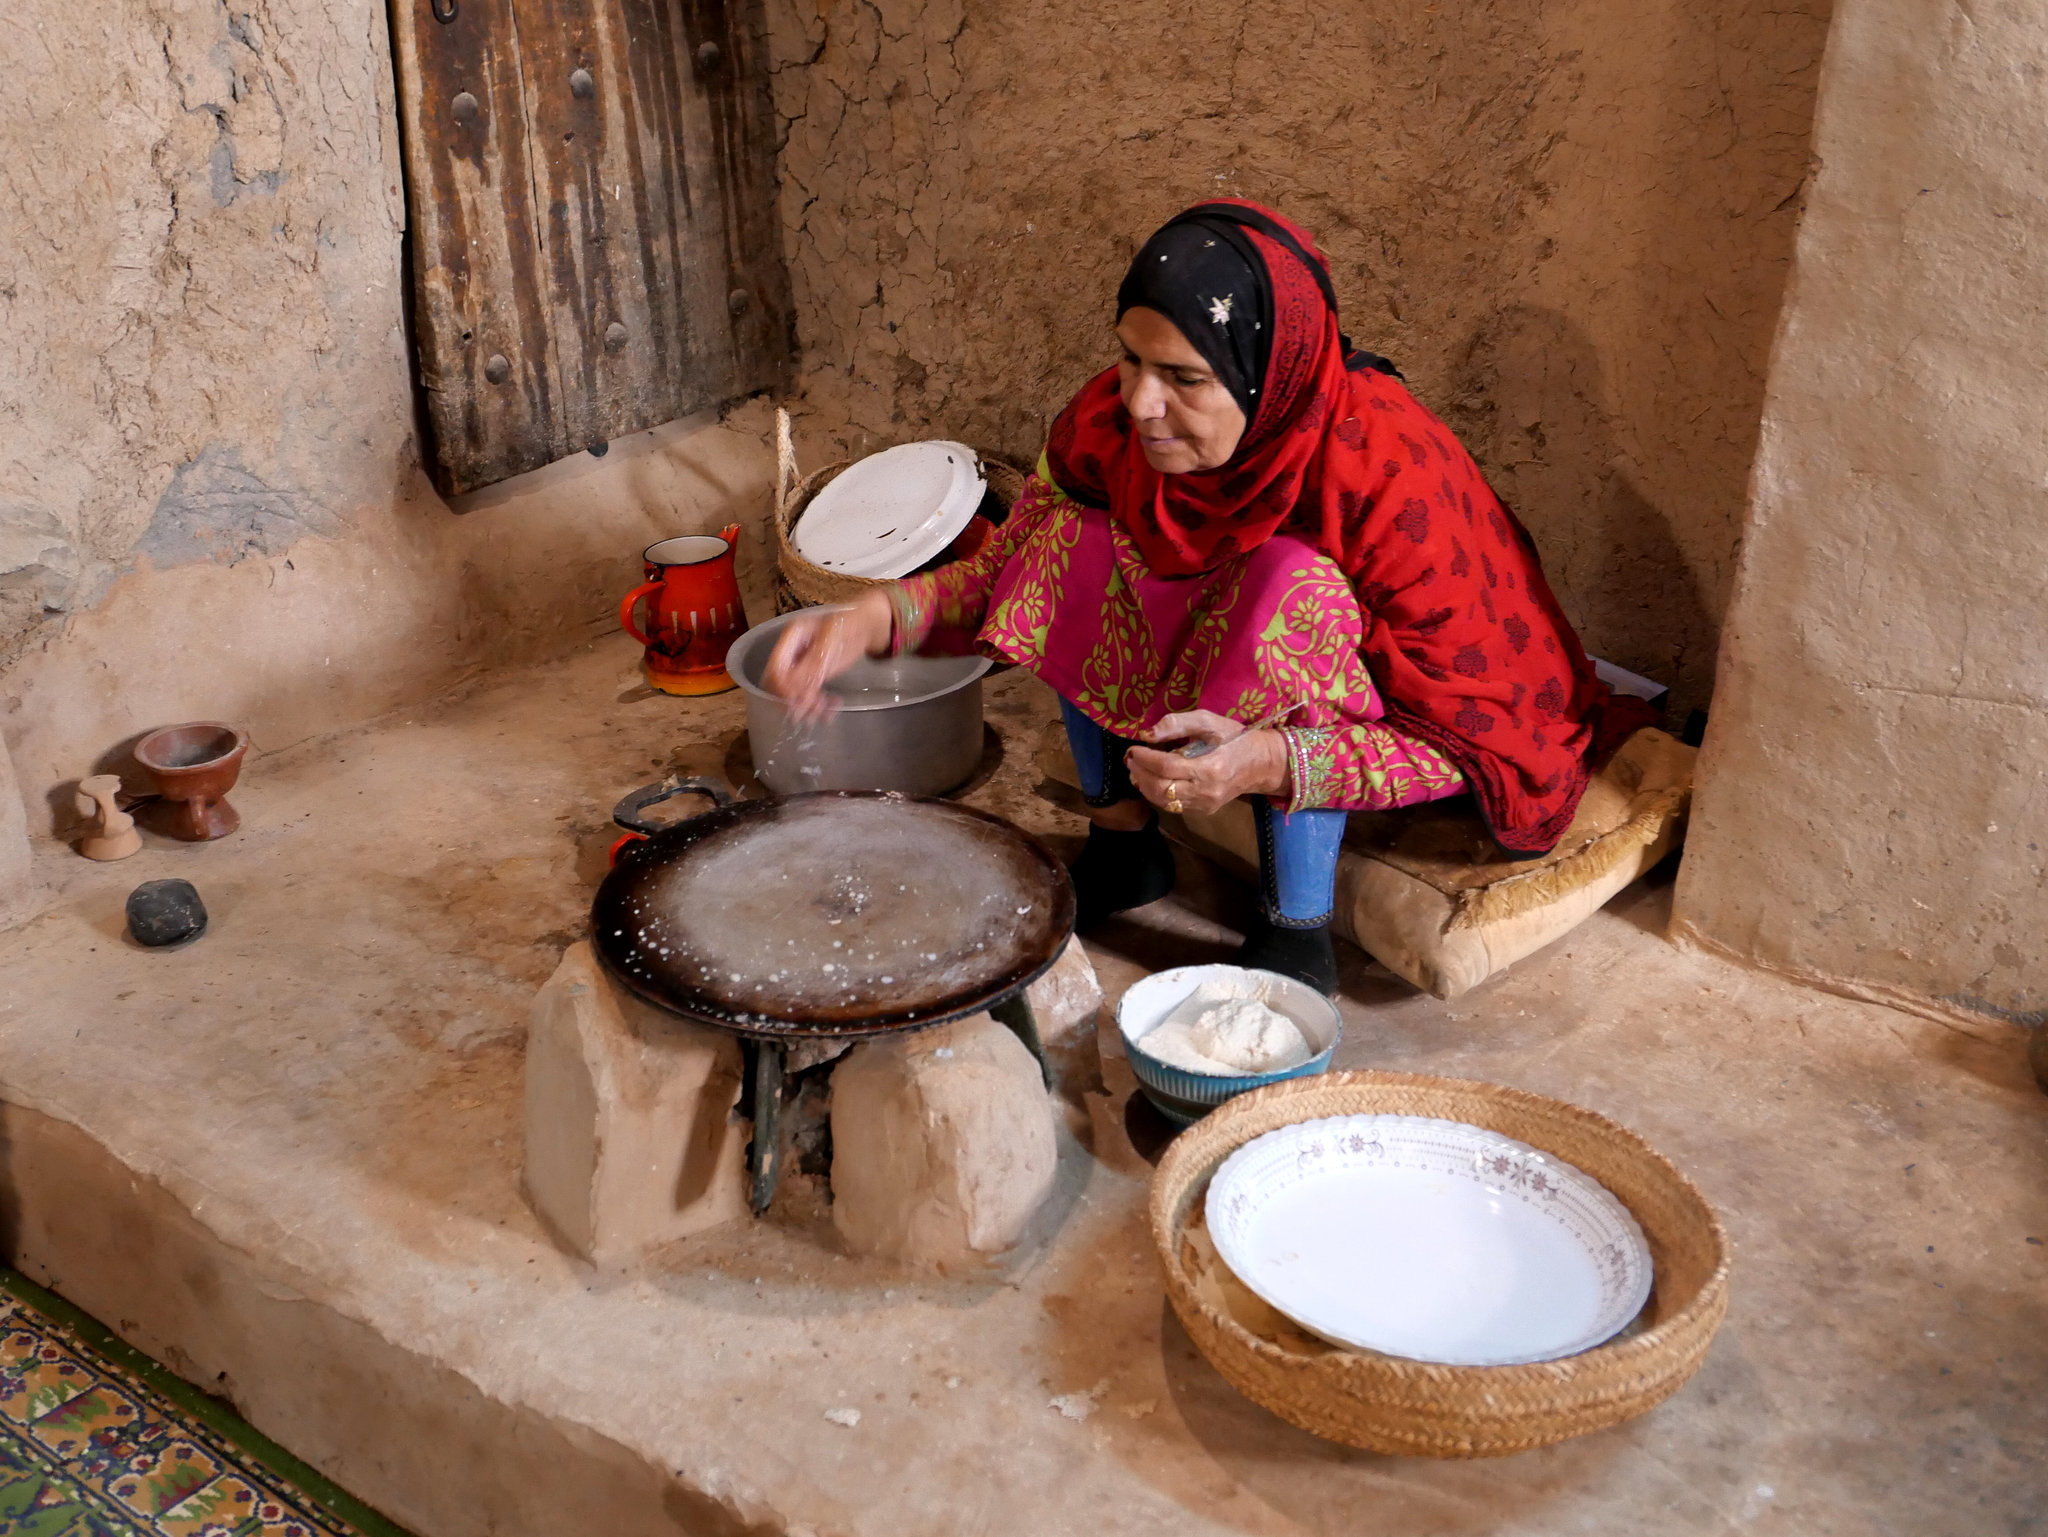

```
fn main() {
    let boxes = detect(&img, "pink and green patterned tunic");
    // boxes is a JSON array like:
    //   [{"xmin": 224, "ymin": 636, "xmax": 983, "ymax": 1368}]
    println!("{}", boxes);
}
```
[{"xmin": 888, "ymin": 458, "xmax": 1466, "ymax": 814}]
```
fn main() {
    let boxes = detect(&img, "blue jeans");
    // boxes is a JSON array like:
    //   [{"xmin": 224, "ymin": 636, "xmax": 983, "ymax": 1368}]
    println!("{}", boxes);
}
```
[{"xmin": 1060, "ymin": 699, "xmax": 1344, "ymax": 928}]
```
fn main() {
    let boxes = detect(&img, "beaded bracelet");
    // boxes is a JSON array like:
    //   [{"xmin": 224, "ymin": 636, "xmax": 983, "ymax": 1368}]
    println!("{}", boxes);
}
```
[{"xmin": 1278, "ymin": 725, "xmax": 1338, "ymax": 813}]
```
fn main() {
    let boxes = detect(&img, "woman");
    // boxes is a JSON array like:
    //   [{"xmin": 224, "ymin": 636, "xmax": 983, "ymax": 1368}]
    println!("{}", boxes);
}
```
[{"xmin": 765, "ymin": 200, "xmax": 1648, "ymax": 994}]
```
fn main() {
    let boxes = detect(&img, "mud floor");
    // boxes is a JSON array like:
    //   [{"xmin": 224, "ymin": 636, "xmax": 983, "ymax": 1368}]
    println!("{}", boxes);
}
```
[{"xmin": 0, "ymin": 633, "xmax": 2038, "ymax": 1536}]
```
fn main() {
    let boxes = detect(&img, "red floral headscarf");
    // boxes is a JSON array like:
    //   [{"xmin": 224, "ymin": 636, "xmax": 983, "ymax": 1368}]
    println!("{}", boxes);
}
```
[{"xmin": 1047, "ymin": 199, "xmax": 1651, "ymax": 853}]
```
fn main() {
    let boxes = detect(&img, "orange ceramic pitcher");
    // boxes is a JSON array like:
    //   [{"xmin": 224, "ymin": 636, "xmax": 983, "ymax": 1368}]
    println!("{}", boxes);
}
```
[{"xmin": 619, "ymin": 525, "xmax": 749, "ymax": 695}]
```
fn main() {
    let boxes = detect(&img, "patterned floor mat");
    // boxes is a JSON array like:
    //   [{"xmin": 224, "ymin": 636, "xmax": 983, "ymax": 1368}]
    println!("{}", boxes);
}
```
[{"xmin": 0, "ymin": 1269, "xmax": 409, "ymax": 1537}]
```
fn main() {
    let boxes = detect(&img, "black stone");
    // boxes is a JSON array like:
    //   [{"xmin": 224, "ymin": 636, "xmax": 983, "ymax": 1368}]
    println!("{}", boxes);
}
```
[{"xmin": 126, "ymin": 878, "xmax": 207, "ymax": 948}]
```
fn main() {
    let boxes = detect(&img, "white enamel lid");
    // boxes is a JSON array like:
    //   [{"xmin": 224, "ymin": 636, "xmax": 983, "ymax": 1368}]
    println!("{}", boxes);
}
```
[{"xmin": 792, "ymin": 440, "xmax": 986, "ymax": 580}]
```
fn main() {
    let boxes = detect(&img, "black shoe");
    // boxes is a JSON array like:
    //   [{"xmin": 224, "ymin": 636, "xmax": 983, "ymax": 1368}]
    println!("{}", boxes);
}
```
[
  {"xmin": 1236, "ymin": 916, "xmax": 1339, "ymax": 996},
  {"xmin": 1068, "ymin": 815, "xmax": 1177, "ymax": 929}
]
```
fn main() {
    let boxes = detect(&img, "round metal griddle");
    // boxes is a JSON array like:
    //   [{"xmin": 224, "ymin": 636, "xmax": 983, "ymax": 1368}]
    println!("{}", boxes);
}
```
[{"xmin": 592, "ymin": 791, "xmax": 1075, "ymax": 1039}]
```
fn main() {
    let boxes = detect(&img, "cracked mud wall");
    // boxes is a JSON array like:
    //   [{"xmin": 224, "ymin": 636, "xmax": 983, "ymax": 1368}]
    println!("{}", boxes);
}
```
[
  {"xmin": 764, "ymin": 0, "xmax": 1831, "ymax": 721},
  {"xmin": 0, "ymin": 0, "xmax": 1832, "ymax": 854},
  {"xmin": 0, "ymin": 0, "xmax": 399, "ymax": 647},
  {"xmin": 0, "ymin": 0, "xmax": 777, "ymax": 842},
  {"xmin": 1674, "ymin": 0, "xmax": 2048, "ymax": 1025}
]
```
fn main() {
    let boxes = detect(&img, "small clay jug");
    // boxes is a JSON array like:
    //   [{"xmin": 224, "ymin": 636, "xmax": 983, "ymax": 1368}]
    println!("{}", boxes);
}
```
[
  {"xmin": 134, "ymin": 722, "xmax": 248, "ymax": 841},
  {"xmin": 74, "ymin": 774, "xmax": 141, "ymax": 861}
]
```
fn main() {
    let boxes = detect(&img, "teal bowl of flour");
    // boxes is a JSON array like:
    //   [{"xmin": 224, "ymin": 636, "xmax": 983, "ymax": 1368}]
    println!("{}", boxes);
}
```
[{"xmin": 1117, "ymin": 964, "xmax": 1342, "ymax": 1126}]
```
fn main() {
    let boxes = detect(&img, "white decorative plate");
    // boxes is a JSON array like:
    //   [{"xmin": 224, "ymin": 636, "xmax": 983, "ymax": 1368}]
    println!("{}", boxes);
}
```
[
  {"xmin": 793, "ymin": 440, "xmax": 985, "ymax": 580},
  {"xmin": 1206, "ymin": 1115, "xmax": 1653, "ymax": 1366}
]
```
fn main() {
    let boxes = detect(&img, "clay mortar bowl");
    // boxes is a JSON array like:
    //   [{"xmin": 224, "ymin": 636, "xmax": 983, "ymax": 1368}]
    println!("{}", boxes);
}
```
[{"xmin": 134, "ymin": 722, "xmax": 247, "ymax": 841}]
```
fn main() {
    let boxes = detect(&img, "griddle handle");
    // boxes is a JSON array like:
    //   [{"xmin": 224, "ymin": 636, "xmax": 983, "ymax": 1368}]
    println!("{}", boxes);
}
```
[{"xmin": 611, "ymin": 775, "xmax": 733, "ymax": 836}]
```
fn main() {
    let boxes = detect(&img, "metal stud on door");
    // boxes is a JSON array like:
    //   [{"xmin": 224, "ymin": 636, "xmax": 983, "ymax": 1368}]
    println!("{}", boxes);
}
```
[{"xmin": 389, "ymin": 0, "xmax": 791, "ymax": 494}]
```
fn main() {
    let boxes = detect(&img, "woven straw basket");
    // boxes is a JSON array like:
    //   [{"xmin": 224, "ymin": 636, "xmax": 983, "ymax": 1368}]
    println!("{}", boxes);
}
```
[
  {"xmin": 772, "ymin": 408, "xmax": 1027, "ymax": 610},
  {"xmin": 1150, "ymin": 1070, "xmax": 1729, "ymax": 1458}
]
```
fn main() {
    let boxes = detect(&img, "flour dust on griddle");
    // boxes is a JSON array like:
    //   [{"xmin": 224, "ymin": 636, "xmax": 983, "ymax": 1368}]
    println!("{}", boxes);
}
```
[{"xmin": 596, "ymin": 794, "xmax": 1069, "ymax": 1032}]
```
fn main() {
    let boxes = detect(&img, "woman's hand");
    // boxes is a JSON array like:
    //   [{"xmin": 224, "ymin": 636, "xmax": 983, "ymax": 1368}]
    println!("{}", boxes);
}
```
[
  {"xmin": 1125, "ymin": 710, "xmax": 1291, "ymax": 817},
  {"xmin": 760, "ymin": 588, "xmax": 896, "ymax": 723}
]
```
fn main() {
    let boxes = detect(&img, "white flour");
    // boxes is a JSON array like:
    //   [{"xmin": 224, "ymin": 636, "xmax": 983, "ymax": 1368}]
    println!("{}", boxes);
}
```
[{"xmin": 1140, "ymin": 976, "xmax": 1313, "ymax": 1076}]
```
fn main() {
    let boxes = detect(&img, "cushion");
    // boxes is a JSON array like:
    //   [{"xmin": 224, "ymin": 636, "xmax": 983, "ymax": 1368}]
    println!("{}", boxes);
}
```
[{"xmin": 1034, "ymin": 723, "xmax": 1695, "ymax": 998}]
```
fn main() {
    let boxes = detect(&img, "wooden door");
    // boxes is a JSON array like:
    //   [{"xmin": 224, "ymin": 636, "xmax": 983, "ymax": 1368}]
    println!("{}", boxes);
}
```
[{"xmin": 390, "ymin": 0, "xmax": 789, "ymax": 495}]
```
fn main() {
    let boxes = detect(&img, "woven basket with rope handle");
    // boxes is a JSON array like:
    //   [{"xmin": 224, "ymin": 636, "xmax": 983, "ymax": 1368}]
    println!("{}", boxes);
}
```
[
  {"xmin": 1150, "ymin": 1069, "xmax": 1729, "ymax": 1458},
  {"xmin": 772, "ymin": 407, "xmax": 1027, "ymax": 612}
]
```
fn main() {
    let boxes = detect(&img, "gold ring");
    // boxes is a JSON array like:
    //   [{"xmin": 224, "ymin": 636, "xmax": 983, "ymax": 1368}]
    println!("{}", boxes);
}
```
[{"xmin": 1166, "ymin": 786, "xmax": 1184, "ymax": 815}]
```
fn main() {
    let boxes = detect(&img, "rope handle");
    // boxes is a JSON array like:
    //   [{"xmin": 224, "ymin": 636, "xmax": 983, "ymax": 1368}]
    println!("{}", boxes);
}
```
[{"xmin": 774, "ymin": 406, "xmax": 798, "ymax": 533}]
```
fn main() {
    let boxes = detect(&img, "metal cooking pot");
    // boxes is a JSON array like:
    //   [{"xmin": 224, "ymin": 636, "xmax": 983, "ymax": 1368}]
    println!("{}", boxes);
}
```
[{"xmin": 724, "ymin": 609, "xmax": 991, "ymax": 796}]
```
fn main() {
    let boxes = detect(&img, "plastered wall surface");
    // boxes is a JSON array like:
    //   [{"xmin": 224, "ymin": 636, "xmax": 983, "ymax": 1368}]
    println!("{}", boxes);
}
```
[
  {"xmin": 764, "ymin": 0, "xmax": 1830, "ymax": 718},
  {"xmin": 1673, "ymin": 0, "xmax": 2048, "ymax": 1023},
  {"xmin": 2, "ymin": 0, "xmax": 1827, "ymax": 876},
  {"xmin": 0, "ymin": 0, "xmax": 778, "ymax": 846},
  {"xmin": 0, "ymin": 0, "xmax": 408, "ymax": 653}
]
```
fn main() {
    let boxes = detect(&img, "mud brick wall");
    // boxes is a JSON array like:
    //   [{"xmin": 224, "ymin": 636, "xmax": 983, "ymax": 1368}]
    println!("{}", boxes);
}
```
[
  {"xmin": 0, "ymin": 0, "xmax": 777, "ymax": 825},
  {"xmin": 764, "ymin": 0, "xmax": 1832, "ymax": 720},
  {"xmin": 1675, "ymin": 0, "xmax": 2048, "ymax": 1027},
  {"xmin": 0, "ymin": 0, "xmax": 1829, "ymax": 863}
]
